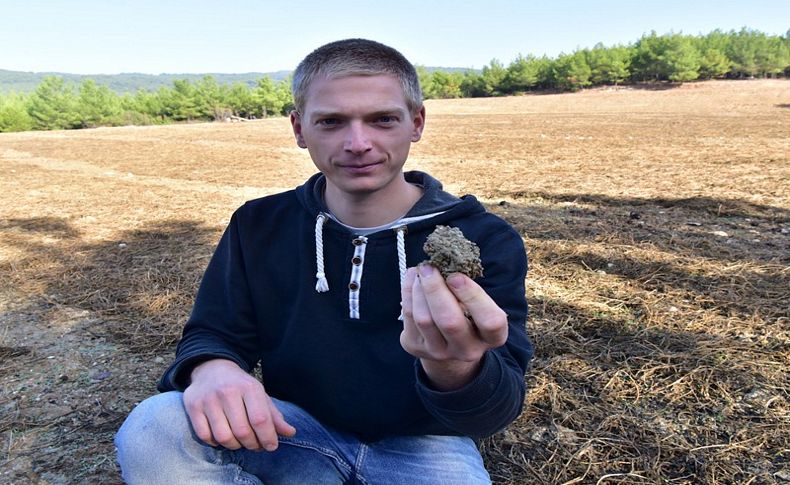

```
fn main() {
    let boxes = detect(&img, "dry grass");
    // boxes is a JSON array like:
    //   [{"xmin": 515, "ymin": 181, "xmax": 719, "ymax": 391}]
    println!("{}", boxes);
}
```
[{"xmin": 1, "ymin": 79, "xmax": 788, "ymax": 484}]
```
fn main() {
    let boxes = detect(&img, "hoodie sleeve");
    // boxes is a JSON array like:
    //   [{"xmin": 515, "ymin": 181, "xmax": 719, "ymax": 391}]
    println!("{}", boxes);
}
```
[
  {"xmin": 158, "ymin": 208, "xmax": 260, "ymax": 391},
  {"xmin": 414, "ymin": 223, "xmax": 532, "ymax": 440}
]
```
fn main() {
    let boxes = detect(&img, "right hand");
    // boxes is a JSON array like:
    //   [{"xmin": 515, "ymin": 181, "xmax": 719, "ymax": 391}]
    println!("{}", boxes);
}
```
[{"xmin": 183, "ymin": 359, "xmax": 296, "ymax": 451}]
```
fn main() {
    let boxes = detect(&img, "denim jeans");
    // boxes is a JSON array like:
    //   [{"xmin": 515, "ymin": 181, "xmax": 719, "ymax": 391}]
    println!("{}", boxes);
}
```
[{"xmin": 115, "ymin": 391, "xmax": 492, "ymax": 484}]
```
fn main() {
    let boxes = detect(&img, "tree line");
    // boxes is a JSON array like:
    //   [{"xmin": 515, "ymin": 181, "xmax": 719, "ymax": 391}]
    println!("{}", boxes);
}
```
[{"xmin": 1, "ymin": 28, "xmax": 788, "ymax": 133}]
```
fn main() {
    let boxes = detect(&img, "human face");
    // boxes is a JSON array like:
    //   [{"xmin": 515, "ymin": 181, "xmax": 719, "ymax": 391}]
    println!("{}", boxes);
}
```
[{"xmin": 290, "ymin": 75, "xmax": 425, "ymax": 200}]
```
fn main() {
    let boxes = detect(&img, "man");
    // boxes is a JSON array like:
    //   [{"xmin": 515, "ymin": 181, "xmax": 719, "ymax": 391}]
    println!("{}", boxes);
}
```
[{"xmin": 116, "ymin": 38, "xmax": 532, "ymax": 484}]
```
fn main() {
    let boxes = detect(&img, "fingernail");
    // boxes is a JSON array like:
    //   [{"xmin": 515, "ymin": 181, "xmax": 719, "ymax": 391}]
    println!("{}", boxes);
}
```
[
  {"xmin": 447, "ymin": 273, "xmax": 465, "ymax": 289},
  {"xmin": 418, "ymin": 263, "xmax": 435, "ymax": 278},
  {"xmin": 265, "ymin": 443, "xmax": 278, "ymax": 452},
  {"xmin": 405, "ymin": 267, "xmax": 417, "ymax": 283}
]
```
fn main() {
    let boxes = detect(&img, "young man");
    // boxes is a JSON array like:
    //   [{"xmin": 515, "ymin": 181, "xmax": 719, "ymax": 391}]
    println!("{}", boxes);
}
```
[{"xmin": 116, "ymin": 39, "xmax": 533, "ymax": 484}]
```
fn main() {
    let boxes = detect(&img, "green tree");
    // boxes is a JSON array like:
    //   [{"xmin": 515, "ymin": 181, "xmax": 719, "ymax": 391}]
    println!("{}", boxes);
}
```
[
  {"xmin": 663, "ymin": 35, "xmax": 701, "ymax": 81},
  {"xmin": 427, "ymin": 71, "xmax": 464, "ymax": 98},
  {"xmin": 631, "ymin": 32, "xmax": 700, "ymax": 82},
  {"xmin": 755, "ymin": 35, "xmax": 789, "ymax": 77},
  {"xmin": 480, "ymin": 59, "xmax": 507, "ymax": 96},
  {"xmin": 76, "ymin": 79, "xmax": 123, "ymax": 128},
  {"xmin": 0, "ymin": 92, "xmax": 34, "ymax": 132},
  {"xmin": 459, "ymin": 71, "xmax": 486, "ymax": 97},
  {"xmin": 551, "ymin": 51, "xmax": 592, "ymax": 91},
  {"xmin": 127, "ymin": 89, "xmax": 167, "ymax": 123},
  {"xmin": 27, "ymin": 76, "xmax": 79, "ymax": 130},
  {"xmin": 698, "ymin": 48, "xmax": 731, "ymax": 79},
  {"xmin": 503, "ymin": 55, "xmax": 542, "ymax": 92},
  {"xmin": 254, "ymin": 77, "xmax": 292, "ymax": 117},
  {"xmin": 194, "ymin": 75, "xmax": 232, "ymax": 120},
  {"xmin": 727, "ymin": 28, "xmax": 761, "ymax": 77},
  {"xmin": 415, "ymin": 65, "xmax": 434, "ymax": 98},
  {"xmin": 587, "ymin": 44, "xmax": 631, "ymax": 85},
  {"xmin": 168, "ymin": 79, "xmax": 200, "ymax": 121},
  {"xmin": 226, "ymin": 82, "xmax": 257, "ymax": 118}
]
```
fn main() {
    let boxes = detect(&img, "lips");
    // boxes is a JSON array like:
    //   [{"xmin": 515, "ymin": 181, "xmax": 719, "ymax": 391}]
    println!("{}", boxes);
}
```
[{"xmin": 337, "ymin": 160, "xmax": 383, "ymax": 174}]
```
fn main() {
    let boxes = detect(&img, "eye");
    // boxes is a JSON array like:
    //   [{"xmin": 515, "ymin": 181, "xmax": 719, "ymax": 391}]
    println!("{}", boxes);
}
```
[
  {"xmin": 317, "ymin": 118, "xmax": 341, "ymax": 127},
  {"xmin": 375, "ymin": 115, "xmax": 398, "ymax": 125}
]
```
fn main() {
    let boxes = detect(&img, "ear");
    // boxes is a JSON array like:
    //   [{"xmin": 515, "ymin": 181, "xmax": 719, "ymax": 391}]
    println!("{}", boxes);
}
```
[
  {"xmin": 411, "ymin": 105, "xmax": 426, "ymax": 142},
  {"xmin": 290, "ymin": 110, "xmax": 307, "ymax": 149}
]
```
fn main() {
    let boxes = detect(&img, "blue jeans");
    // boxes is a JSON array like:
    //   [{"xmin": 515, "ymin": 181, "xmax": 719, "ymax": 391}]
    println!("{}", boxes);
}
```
[{"xmin": 115, "ymin": 391, "xmax": 492, "ymax": 484}]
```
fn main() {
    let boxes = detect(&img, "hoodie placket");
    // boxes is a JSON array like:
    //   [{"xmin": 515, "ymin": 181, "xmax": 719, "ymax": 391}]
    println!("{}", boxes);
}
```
[{"xmin": 348, "ymin": 236, "xmax": 368, "ymax": 319}]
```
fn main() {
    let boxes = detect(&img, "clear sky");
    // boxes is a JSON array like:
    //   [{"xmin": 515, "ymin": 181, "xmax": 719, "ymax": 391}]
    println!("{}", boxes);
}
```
[{"xmin": 1, "ymin": 0, "xmax": 787, "ymax": 75}]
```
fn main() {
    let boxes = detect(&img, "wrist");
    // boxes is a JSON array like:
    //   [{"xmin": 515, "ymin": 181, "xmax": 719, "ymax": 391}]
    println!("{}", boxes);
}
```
[
  {"xmin": 189, "ymin": 358, "xmax": 241, "ymax": 383},
  {"xmin": 420, "ymin": 357, "xmax": 482, "ymax": 391}
]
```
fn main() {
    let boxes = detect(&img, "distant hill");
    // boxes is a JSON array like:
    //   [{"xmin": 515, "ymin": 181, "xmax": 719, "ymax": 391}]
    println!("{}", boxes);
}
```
[
  {"xmin": 0, "ymin": 69, "xmax": 292, "ymax": 94},
  {"xmin": 0, "ymin": 67, "xmax": 474, "ymax": 94}
]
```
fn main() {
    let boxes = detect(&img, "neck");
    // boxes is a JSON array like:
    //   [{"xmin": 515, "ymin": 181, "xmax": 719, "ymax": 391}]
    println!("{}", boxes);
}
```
[{"xmin": 324, "ymin": 176, "xmax": 423, "ymax": 228}]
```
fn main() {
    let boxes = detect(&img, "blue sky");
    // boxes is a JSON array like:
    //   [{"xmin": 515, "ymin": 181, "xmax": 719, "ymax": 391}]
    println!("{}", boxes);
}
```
[{"xmin": 1, "ymin": 0, "xmax": 787, "ymax": 74}]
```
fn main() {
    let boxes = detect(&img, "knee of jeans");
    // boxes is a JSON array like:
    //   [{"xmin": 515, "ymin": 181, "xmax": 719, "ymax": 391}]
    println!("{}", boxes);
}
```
[{"xmin": 115, "ymin": 391, "xmax": 190, "ymax": 455}]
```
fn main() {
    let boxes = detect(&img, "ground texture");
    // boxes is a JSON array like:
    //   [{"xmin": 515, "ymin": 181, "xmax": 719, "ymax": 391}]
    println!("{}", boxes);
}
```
[{"xmin": 1, "ymin": 79, "xmax": 788, "ymax": 484}]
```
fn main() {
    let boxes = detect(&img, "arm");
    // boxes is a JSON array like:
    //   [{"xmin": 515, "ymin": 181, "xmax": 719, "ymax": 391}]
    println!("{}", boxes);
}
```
[
  {"xmin": 400, "ymin": 225, "xmax": 532, "ymax": 439},
  {"xmin": 158, "ymin": 208, "xmax": 295, "ymax": 450},
  {"xmin": 158, "ymin": 209, "xmax": 260, "ymax": 391}
]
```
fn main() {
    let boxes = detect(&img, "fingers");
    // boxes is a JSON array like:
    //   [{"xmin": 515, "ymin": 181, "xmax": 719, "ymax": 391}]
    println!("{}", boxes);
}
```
[
  {"xmin": 268, "ymin": 395, "xmax": 297, "ymax": 438},
  {"xmin": 446, "ymin": 273, "xmax": 509, "ymax": 347},
  {"xmin": 411, "ymin": 272, "xmax": 449, "ymax": 355},
  {"xmin": 186, "ymin": 406, "xmax": 218, "ymax": 447},
  {"xmin": 183, "ymin": 359, "xmax": 295, "ymax": 452},
  {"xmin": 243, "ymin": 394, "xmax": 278, "ymax": 451}
]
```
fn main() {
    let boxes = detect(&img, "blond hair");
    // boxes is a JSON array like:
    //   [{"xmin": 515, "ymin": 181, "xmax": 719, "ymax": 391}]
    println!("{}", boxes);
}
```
[{"xmin": 292, "ymin": 39, "xmax": 423, "ymax": 114}]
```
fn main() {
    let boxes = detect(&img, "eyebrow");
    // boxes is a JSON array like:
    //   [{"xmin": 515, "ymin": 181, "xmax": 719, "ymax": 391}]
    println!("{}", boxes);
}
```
[{"xmin": 308, "ymin": 107, "xmax": 407, "ymax": 121}]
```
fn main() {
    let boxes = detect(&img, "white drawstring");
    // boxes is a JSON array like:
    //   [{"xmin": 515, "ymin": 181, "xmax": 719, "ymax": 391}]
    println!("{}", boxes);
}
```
[
  {"xmin": 395, "ymin": 225, "xmax": 407, "ymax": 320},
  {"xmin": 315, "ymin": 213, "xmax": 329, "ymax": 293}
]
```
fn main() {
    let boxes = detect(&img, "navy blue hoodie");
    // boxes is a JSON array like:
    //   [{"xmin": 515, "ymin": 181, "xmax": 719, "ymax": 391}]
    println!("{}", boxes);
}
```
[{"xmin": 159, "ymin": 171, "xmax": 532, "ymax": 441}]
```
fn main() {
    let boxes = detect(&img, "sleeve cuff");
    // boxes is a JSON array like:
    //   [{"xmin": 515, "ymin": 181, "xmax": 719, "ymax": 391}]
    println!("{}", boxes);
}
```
[
  {"xmin": 415, "ymin": 351, "xmax": 504, "ymax": 413},
  {"xmin": 157, "ymin": 352, "xmax": 251, "ymax": 392}
]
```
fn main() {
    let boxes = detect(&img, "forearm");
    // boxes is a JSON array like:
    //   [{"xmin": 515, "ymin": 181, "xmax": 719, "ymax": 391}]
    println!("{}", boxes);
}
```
[
  {"xmin": 419, "ymin": 357, "xmax": 482, "ymax": 391},
  {"xmin": 416, "ymin": 350, "xmax": 526, "ymax": 439}
]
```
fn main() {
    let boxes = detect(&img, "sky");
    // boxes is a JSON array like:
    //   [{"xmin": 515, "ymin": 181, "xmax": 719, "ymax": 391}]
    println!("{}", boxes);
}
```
[{"xmin": 1, "ymin": 0, "xmax": 788, "ymax": 75}]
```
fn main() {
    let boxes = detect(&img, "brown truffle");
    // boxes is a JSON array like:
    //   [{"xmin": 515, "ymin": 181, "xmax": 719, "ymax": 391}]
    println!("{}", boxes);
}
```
[{"xmin": 423, "ymin": 225, "xmax": 484, "ymax": 279}]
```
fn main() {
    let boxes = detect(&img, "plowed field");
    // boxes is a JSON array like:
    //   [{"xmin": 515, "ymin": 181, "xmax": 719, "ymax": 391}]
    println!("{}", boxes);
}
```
[{"xmin": 1, "ymin": 79, "xmax": 788, "ymax": 484}]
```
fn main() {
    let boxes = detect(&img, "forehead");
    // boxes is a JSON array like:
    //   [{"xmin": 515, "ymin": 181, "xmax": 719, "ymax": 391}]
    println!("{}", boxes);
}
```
[{"xmin": 301, "ymin": 74, "xmax": 409, "ymax": 114}]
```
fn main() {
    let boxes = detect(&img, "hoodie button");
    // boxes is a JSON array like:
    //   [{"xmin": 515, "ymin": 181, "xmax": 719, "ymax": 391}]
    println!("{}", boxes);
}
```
[
  {"xmin": 349, "ymin": 282, "xmax": 359, "ymax": 291},
  {"xmin": 352, "ymin": 238, "xmax": 365, "ymax": 246},
  {"xmin": 352, "ymin": 256, "xmax": 362, "ymax": 265}
]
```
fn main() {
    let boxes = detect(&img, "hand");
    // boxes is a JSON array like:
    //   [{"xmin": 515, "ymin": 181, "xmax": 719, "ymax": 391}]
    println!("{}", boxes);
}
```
[
  {"xmin": 183, "ymin": 359, "xmax": 296, "ymax": 451},
  {"xmin": 400, "ymin": 263, "xmax": 509, "ymax": 390}
]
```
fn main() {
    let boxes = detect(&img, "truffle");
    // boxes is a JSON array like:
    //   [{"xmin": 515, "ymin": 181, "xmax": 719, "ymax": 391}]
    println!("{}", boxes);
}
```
[{"xmin": 423, "ymin": 225, "xmax": 484, "ymax": 279}]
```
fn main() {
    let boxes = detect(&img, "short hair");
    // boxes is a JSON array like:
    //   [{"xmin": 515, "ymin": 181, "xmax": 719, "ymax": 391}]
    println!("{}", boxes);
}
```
[{"xmin": 292, "ymin": 39, "xmax": 423, "ymax": 115}]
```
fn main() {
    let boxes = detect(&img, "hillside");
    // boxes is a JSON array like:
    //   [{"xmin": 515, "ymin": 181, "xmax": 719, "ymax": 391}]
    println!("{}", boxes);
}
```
[
  {"xmin": 0, "ymin": 66, "xmax": 473, "ymax": 94},
  {"xmin": 0, "ymin": 69, "xmax": 292, "ymax": 93}
]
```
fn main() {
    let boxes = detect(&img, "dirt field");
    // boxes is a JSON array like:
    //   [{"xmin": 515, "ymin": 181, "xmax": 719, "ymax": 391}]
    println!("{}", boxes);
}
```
[{"xmin": 1, "ymin": 79, "xmax": 788, "ymax": 484}]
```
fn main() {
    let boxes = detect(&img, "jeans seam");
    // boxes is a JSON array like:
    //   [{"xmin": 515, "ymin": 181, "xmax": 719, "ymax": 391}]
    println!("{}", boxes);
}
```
[
  {"xmin": 353, "ymin": 443, "xmax": 370, "ymax": 485},
  {"xmin": 279, "ymin": 437, "xmax": 354, "ymax": 475}
]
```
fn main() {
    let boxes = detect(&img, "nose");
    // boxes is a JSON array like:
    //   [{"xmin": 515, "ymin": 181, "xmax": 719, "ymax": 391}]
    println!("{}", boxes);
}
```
[{"xmin": 343, "ymin": 121, "xmax": 372, "ymax": 154}]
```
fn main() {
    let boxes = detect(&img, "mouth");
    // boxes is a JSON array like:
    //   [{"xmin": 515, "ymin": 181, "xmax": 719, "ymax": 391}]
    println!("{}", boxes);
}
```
[{"xmin": 337, "ymin": 160, "xmax": 383, "ymax": 174}]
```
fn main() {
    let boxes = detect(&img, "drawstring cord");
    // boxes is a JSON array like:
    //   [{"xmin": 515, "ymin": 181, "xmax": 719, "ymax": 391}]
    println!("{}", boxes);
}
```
[
  {"xmin": 314, "ymin": 213, "xmax": 329, "ymax": 292},
  {"xmin": 395, "ymin": 225, "xmax": 407, "ymax": 320},
  {"xmin": 314, "ymin": 213, "xmax": 409, "ymax": 323}
]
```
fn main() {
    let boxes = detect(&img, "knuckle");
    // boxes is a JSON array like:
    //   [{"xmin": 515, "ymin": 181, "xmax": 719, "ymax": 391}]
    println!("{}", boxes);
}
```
[
  {"xmin": 213, "ymin": 429, "xmax": 236, "ymax": 446},
  {"xmin": 234, "ymin": 427, "xmax": 255, "ymax": 441},
  {"xmin": 216, "ymin": 385, "xmax": 238, "ymax": 400},
  {"xmin": 438, "ymin": 319, "xmax": 465, "ymax": 337},
  {"xmin": 414, "ymin": 315, "xmax": 434, "ymax": 329},
  {"xmin": 195, "ymin": 429, "xmax": 214, "ymax": 443},
  {"xmin": 248, "ymin": 414, "xmax": 270, "ymax": 428}
]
